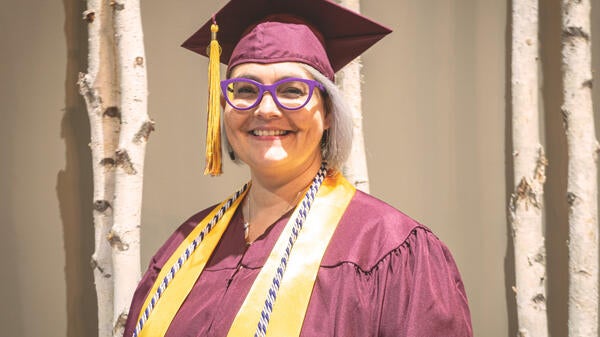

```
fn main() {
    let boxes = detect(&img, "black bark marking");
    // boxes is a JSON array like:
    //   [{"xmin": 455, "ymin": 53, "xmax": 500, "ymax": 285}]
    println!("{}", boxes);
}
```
[
  {"xmin": 534, "ymin": 149, "xmax": 548, "ymax": 183},
  {"xmin": 583, "ymin": 79, "xmax": 593, "ymax": 89},
  {"xmin": 83, "ymin": 10, "xmax": 95, "ymax": 23},
  {"xmin": 353, "ymin": 179, "xmax": 368, "ymax": 186},
  {"xmin": 100, "ymin": 157, "xmax": 115, "ymax": 168},
  {"xmin": 90, "ymin": 258, "xmax": 112, "ymax": 278},
  {"xmin": 563, "ymin": 26, "xmax": 590, "ymax": 41},
  {"xmin": 561, "ymin": 108, "xmax": 570, "ymax": 131},
  {"xmin": 103, "ymin": 106, "xmax": 121, "ymax": 120},
  {"xmin": 133, "ymin": 120, "xmax": 155, "ymax": 144},
  {"xmin": 135, "ymin": 56, "xmax": 144, "ymax": 67},
  {"xmin": 532, "ymin": 293, "xmax": 546, "ymax": 304},
  {"xmin": 567, "ymin": 192, "xmax": 578, "ymax": 206},
  {"xmin": 113, "ymin": 312, "xmax": 128, "ymax": 335},
  {"xmin": 577, "ymin": 269, "xmax": 592, "ymax": 276},
  {"xmin": 107, "ymin": 230, "xmax": 129, "ymax": 251},
  {"xmin": 115, "ymin": 149, "xmax": 137, "ymax": 175},
  {"xmin": 93, "ymin": 200, "xmax": 112, "ymax": 212},
  {"xmin": 511, "ymin": 177, "xmax": 542, "ymax": 211},
  {"xmin": 534, "ymin": 252, "xmax": 545, "ymax": 264},
  {"xmin": 77, "ymin": 73, "xmax": 99, "ymax": 108}
]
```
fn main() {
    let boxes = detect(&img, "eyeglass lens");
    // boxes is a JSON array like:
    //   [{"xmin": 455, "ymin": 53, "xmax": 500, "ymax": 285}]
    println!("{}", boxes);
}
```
[{"xmin": 224, "ymin": 79, "xmax": 314, "ymax": 110}]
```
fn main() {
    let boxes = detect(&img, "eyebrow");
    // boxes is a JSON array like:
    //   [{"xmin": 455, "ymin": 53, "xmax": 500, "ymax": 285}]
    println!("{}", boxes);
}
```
[{"xmin": 232, "ymin": 74, "xmax": 261, "ymax": 82}]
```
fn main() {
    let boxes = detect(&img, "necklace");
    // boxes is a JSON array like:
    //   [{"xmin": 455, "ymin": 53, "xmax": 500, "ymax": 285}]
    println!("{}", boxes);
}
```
[
  {"xmin": 242, "ymin": 193, "xmax": 252, "ymax": 246},
  {"xmin": 243, "ymin": 189, "xmax": 304, "ymax": 245},
  {"xmin": 243, "ymin": 197, "xmax": 251, "ymax": 244}
]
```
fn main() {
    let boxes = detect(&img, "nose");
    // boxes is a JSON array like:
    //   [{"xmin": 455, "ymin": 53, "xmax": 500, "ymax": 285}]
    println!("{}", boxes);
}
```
[{"xmin": 254, "ymin": 91, "xmax": 281, "ymax": 118}]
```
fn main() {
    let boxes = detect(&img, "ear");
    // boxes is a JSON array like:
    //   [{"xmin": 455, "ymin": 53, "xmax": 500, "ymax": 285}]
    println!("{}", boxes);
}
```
[{"xmin": 220, "ymin": 94, "xmax": 226, "ymax": 109}]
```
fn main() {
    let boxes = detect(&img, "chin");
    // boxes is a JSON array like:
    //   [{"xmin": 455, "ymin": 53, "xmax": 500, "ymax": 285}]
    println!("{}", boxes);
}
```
[
  {"xmin": 240, "ymin": 153, "xmax": 290, "ymax": 170},
  {"xmin": 254, "ymin": 157, "xmax": 291, "ymax": 169},
  {"xmin": 263, "ymin": 147, "xmax": 289, "ymax": 162}
]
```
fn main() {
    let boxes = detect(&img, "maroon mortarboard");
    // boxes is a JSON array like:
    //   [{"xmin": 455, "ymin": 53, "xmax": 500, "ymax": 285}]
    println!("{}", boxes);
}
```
[
  {"xmin": 181, "ymin": 0, "xmax": 391, "ymax": 176},
  {"xmin": 182, "ymin": 0, "xmax": 392, "ymax": 80}
]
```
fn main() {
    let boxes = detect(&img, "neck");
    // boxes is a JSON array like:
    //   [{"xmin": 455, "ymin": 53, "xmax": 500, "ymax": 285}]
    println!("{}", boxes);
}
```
[{"xmin": 243, "ymin": 157, "xmax": 323, "ymax": 243}]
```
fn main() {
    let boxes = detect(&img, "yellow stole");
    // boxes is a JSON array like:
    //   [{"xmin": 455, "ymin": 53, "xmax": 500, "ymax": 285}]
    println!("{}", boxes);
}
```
[{"xmin": 136, "ymin": 172, "xmax": 355, "ymax": 337}]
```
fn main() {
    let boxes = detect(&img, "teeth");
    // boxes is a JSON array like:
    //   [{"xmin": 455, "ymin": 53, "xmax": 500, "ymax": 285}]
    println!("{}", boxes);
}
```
[{"xmin": 252, "ymin": 130, "xmax": 287, "ymax": 136}]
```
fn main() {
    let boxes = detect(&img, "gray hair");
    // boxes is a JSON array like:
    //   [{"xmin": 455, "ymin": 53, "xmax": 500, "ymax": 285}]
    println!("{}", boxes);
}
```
[
  {"xmin": 301, "ymin": 64, "xmax": 353, "ymax": 171},
  {"xmin": 222, "ymin": 64, "xmax": 354, "ymax": 171}
]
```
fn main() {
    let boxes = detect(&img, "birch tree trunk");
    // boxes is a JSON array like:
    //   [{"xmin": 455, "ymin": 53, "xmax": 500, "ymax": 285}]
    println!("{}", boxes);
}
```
[
  {"xmin": 510, "ymin": 0, "xmax": 549, "ymax": 336},
  {"xmin": 561, "ymin": 1, "xmax": 599, "ymax": 335},
  {"xmin": 110, "ymin": 1, "xmax": 152, "ymax": 336},
  {"xmin": 78, "ymin": 1, "xmax": 120, "ymax": 336},
  {"xmin": 334, "ymin": 0, "xmax": 370, "ymax": 193}
]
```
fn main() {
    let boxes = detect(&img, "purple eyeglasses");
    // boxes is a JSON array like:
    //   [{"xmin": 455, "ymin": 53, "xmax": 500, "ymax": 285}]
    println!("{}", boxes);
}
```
[{"xmin": 221, "ymin": 77, "xmax": 325, "ymax": 111}]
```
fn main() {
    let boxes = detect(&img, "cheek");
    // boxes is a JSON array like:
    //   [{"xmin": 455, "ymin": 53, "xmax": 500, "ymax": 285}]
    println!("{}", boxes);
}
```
[
  {"xmin": 223, "ymin": 111, "xmax": 241, "ymax": 142},
  {"xmin": 312, "ymin": 105, "xmax": 329, "ymax": 132},
  {"xmin": 223, "ymin": 108, "xmax": 241, "ymax": 128},
  {"xmin": 311, "ymin": 94, "xmax": 329, "ymax": 128}
]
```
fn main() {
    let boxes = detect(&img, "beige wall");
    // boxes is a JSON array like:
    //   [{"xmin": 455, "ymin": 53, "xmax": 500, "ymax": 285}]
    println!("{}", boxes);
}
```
[{"xmin": 1, "ymin": 0, "xmax": 599, "ymax": 336}]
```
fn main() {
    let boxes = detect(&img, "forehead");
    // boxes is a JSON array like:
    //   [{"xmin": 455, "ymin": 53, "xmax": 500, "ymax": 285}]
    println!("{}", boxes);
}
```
[{"xmin": 228, "ymin": 62, "xmax": 313, "ymax": 80}]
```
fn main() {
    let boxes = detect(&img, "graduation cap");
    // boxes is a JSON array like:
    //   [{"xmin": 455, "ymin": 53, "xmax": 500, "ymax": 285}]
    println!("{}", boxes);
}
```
[{"xmin": 182, "ymin": 0, "xmax": 392, "ymax": 176}]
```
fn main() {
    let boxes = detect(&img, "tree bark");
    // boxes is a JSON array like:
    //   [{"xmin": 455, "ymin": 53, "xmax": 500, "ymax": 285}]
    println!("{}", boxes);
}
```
[
  {"xmin": 510, "ymin": 0, "xmax": 549, "ymax": 336},
  {"xmin": 110, "ymin": 1, "xmax": 152, "ymax": 336},
  {"xmin": 78, "ymin": 1, "xmax": 120, "ymax": 336},
  {"xmin": 334, "ymin": 0, "xmax": 370, "ymax": 193},
  {"xmin": 561, "ymin": 1, "xmax": 599, "ymax": 336}
]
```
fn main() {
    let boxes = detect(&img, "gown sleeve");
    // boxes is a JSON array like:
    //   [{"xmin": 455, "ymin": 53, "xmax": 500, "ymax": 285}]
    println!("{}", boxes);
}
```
[
  {"xmin": 376, "ymin": 228, "xmax": 472, "ymax": 337},
  {"xmin": 302, "ymin": 191, "xmax": 472, "ymax": 337}
]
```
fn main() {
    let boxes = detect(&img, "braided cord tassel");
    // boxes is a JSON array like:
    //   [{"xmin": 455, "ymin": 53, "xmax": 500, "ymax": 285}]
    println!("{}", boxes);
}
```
[
  {"xmin": 254, "ymin": 164, "xmax": 327, "ymax": 337},
  {"xmin": 132, "ymin": 183, "xmax": 248, "ymax": 337}
]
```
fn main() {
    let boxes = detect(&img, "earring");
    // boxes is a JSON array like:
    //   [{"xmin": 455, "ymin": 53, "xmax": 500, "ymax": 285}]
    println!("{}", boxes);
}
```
[{"xmin": 228, "ymin": 149, "xmax": 236, "ymax": 160}]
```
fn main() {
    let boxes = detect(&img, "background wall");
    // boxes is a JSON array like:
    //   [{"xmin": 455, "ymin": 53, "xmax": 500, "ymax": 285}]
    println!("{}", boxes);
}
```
[{"xmin": 1, "ymin": 1, "xmax": 599, "ymax": 336}]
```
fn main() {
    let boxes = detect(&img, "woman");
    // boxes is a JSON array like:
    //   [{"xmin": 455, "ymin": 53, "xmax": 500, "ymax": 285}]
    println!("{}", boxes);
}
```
[{"xmin": 123, "ymin": 0, "xmax": 473, "ymax": 336}]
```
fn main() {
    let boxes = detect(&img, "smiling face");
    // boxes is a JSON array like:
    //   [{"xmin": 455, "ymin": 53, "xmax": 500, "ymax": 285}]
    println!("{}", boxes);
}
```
[{"xmin": 223, "ymin": 62, "xmax": 329, "ymax": 177}]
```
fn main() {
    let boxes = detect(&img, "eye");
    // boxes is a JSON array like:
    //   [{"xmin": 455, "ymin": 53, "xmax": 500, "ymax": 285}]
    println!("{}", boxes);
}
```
[
  {"xmin": 230, "ymin": 82, "xmax": 259, "ymax": 98},
  {"xmin": 277, "ymin": 81, "xmax": 308, "ymax": 99}
]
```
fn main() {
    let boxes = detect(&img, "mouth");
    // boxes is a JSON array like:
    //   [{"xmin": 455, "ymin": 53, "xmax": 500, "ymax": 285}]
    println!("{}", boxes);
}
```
[{"xmin": 250, "ymin": 129, "xmax": 292, "ymax": 137}]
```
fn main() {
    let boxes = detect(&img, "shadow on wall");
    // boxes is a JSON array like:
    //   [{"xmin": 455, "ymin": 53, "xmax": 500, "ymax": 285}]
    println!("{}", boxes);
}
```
[
  {"xmin": 539, "ymin": 0, "xmax": 569, "ymax": 336},
  {"xmin": 0, "ymin": 105, "xmax": 24, "ymax": 334},
  {"xmin": 504, "ymin": 0, "xmax": 518, "ymax": 335},
  {"xmin": 57, "ymin": 0, "xmax": 98, "ymax": 336}
]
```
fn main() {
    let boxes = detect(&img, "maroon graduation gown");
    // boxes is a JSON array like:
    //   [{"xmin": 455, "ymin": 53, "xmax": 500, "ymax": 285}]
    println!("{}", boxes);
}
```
[{"xmin": 123, "ymin": 190, "xmax": 473, "ymax": 337}]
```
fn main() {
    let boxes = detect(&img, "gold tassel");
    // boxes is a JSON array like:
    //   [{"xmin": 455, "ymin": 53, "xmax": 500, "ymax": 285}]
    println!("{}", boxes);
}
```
[{"xmin": 204, "ymin": 22, "xmax": 223, "ymax": 176}]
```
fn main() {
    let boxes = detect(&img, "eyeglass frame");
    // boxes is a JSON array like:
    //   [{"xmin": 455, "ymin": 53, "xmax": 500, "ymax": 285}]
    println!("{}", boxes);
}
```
[{"xmin": 220, "ymin": 77, "xmax": 326, "ymax": 111}]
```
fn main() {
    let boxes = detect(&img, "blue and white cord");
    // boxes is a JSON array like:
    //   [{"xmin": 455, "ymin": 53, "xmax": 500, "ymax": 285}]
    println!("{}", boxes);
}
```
[
  {"xmin": 254, "ymin": 165, "xmax": 326, "ymax": 337},
  {"xmin": 131, "ymin": 163, "xmax": 326, "ymax": 337},
  {"xmin": 132, "ymin": 183, "xmax": 249, "ymax": 337}
]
